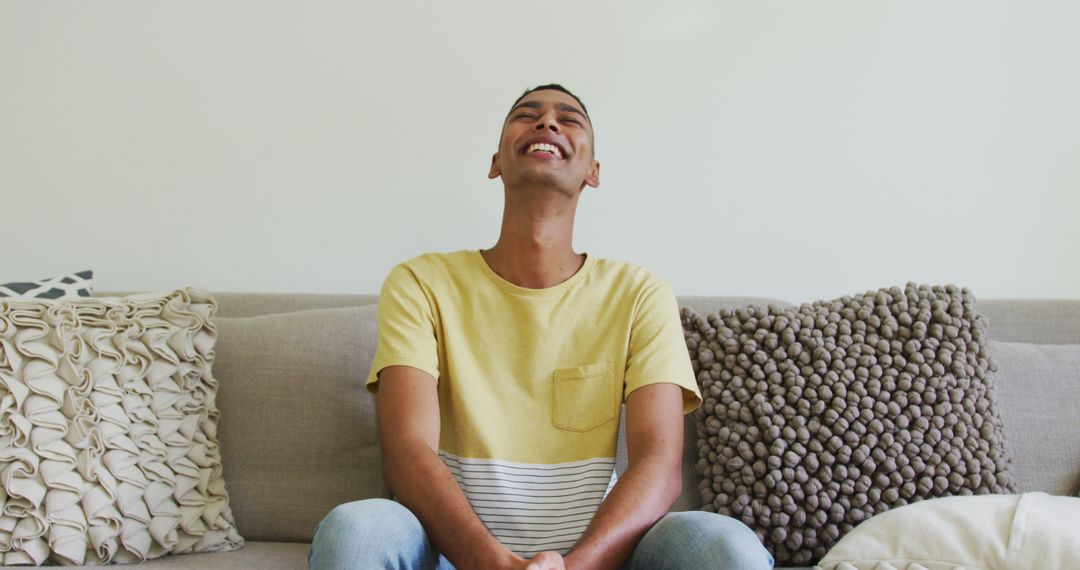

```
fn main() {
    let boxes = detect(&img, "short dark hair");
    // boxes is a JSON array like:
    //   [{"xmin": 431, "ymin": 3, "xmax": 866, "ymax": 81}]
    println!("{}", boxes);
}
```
[{"xmin": 507, "ymin": 84, "xmax": 591, "ymax": 123}]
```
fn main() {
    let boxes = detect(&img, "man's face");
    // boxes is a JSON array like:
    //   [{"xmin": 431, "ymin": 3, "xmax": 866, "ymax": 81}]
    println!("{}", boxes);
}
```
[{"xmin": 488, "ymin": 89, "xmax": 600, "ymax": 194}]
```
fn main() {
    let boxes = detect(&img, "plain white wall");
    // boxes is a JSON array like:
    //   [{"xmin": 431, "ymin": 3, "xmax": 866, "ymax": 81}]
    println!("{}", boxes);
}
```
[{"xmin": 3, "ymin": 1, "xmax": 1077, "ymax": 302}]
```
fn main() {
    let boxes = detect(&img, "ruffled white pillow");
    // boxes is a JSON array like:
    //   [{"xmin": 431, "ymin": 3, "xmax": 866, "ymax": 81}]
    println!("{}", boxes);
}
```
[
  {"xmin": 0, "ymin": 288, "xmax": 243, "ymax": 565},
  {"xmin": 815, "ymin": 492, "xmax": 1080, "ymax": 570}
]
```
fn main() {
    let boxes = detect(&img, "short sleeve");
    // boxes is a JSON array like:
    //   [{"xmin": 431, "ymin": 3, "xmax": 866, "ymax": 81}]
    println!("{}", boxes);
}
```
[
  {"xmin": 365, "ymin": 263, "xmax": 440, "ymax": 393},
  {"xmin": 623, "ymin": 278, "xmax": 702, "ymax": 414}
]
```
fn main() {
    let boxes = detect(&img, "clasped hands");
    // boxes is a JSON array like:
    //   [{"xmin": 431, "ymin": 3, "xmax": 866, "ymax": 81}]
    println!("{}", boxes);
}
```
[{"xmin": 512, "ymin": 550, "xmax": 566, "ymax": 570}]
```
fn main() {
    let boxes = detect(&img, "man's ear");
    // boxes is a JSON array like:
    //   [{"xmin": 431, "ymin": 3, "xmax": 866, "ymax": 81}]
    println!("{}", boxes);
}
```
[
  {"xmin": 488, "ymin": 153, "xmax": 501, "ymax": 179},
  {"xmin": 584, "ymin": 159, "xmax": 600, "ymax": 188}
]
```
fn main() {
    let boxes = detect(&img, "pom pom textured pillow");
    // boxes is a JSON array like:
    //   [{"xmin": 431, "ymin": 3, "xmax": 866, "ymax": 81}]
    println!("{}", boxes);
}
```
[
  {"xmin": 683, "ymin": 283, "xmax": 1017, "ymax": 565},
  {"xmin": 0, "ymin": 288, "xmax": 243, "ymax": 565}
]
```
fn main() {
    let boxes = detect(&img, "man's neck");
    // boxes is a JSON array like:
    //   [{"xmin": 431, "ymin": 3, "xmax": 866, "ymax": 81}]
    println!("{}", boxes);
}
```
[{"xmin": 481, "ymin": 187, "xmax": 586, "ymax": 290}]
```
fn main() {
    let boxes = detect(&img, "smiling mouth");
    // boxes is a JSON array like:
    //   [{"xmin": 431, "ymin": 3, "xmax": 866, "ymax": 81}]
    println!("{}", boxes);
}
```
[{"xmin": 525, "ymin": 142, "xmax": 564, "ymax": 159}]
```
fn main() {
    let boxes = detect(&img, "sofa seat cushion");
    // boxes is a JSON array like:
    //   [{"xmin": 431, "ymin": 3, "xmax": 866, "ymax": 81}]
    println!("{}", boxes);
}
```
[
  {"xmin": 213, "ymin": 305, "xmax": 387, "ymax": 542},
  {"xmin": 64, "ymin": 541, "xmax": 308, "ymax": 569}
]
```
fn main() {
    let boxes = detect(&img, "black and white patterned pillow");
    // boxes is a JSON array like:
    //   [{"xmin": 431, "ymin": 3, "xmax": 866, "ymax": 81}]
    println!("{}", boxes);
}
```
[{"xmin": 0, "ymin": 270, "xmax": 93, "ymax": 299}]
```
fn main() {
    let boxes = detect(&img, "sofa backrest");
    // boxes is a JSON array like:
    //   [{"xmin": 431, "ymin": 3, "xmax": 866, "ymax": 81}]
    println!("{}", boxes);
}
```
[
  {"xmin": 96, "ymin": 292, "xmax": 1080, "ymax": 345},
  {"xmin": 97, "ymin": 291, "xmax": 1080, "ymax": 542}
]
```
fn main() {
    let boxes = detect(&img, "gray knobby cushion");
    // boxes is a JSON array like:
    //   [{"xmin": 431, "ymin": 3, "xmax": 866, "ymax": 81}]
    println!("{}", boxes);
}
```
[
  {"xmin": 683, "ymin": 283, "xmax": 1018, "ymax": 565},
  {"xmin": 212, "ymin": 306, "xmax": 387, "ymax": 542}
]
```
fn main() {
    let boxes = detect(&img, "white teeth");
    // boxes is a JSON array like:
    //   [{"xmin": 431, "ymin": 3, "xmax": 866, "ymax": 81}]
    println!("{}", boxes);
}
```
[{"xmin": 527, "ymin": 142, "xmax": 563, "ymax": 158}]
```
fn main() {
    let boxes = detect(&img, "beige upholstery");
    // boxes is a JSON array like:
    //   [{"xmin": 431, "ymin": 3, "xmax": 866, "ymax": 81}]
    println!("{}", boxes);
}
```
[
  {"xmin": 990, "ymin": 341, "xmax": 1080, "ymax": 495},
  {"xmin": 212, "ymin": 306, "xmax": 387, "ymax": 542},
  {"xmin": 93, "ymin": 292, "xmax": 1080, "ymax": 570}
]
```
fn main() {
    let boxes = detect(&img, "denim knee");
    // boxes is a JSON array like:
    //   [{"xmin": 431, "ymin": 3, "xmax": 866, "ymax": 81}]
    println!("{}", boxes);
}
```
[
  {"xmin": 317, "ymin": 498, "xmax": 422, "ymax": 539},
  {"xmin": 309, "ymin": 498, "xmax": 437, "ymax": 570},
  {"xmin": 629, "ymin": 510, "xmax": 774, "ymax": 570}
]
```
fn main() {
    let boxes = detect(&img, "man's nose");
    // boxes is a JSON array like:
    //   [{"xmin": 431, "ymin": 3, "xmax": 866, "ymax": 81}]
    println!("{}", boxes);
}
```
[{"xmin": 534, "ymin": 112, "xmax": 559, "ymax": 133}]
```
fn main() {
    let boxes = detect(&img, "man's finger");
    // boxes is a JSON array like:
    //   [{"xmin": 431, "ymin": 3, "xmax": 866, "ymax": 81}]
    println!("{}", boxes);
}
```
[{"xmin": 531, "ymin": 551, "xmax": 565, "ymax": 570}]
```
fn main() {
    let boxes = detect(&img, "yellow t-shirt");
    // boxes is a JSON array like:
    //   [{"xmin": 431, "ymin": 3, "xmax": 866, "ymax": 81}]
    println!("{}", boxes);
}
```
[{"xmin": 366, "ymin": 249, "xmax": 701, "ymax": 556}]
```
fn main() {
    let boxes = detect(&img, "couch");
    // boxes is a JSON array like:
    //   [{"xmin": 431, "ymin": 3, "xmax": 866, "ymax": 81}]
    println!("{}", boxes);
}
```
[{"xmin": 78, "ymin": 291, "xmax": 1080, "ymax": 569}]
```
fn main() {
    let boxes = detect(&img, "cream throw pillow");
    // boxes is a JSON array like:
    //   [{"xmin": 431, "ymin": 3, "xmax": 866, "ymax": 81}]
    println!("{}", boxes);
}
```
[
  {"xmin": 0, "ymin": 288, "xmax": 243, "ymax": 565},
  {"xmin": 815, "ymin": 492, "xmax": 1080, "ymax": 570}
]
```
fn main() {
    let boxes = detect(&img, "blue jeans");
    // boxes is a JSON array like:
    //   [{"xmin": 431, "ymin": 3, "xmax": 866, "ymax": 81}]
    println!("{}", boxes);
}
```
[{"xmin": 308, "ymin": 498, "xmax": 774, "ymax": 569}]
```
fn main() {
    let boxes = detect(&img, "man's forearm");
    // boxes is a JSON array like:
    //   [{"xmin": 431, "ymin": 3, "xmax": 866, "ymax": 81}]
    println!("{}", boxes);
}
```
[
  {"xmin": 383, "ymin": 437, "xmax": 520, "ymax": 569},
  {"xmin": 563, "ymin": 457, "xmax": 682, "ymax": 569}
]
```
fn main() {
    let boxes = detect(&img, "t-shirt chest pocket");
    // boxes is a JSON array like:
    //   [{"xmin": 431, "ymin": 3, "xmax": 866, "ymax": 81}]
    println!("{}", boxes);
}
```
[{"xmin": 551, "ymin": 360, "xmax": 616, "ymax": 432}]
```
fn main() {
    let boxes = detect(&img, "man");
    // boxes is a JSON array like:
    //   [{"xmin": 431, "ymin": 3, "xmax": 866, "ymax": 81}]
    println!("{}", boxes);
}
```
[{"xmin": 309, "ymin": 85, "xmax": 772, "ymax": 569}]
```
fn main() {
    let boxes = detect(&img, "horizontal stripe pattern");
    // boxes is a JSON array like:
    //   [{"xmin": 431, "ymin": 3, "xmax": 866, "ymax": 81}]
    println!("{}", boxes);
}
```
[{"xmin": 440, "ymin": 451, "xmax": 618, "ymax": 557}]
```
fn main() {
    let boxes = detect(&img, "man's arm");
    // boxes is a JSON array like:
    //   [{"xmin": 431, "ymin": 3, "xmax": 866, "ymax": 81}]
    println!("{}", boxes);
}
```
[
  {"xmin": 379, "ymin": 365, "xmax": 553, "ymax": 570},
  {"xmin": 563, "ymin": 382, "xmax": 685, "ymax": 569}
]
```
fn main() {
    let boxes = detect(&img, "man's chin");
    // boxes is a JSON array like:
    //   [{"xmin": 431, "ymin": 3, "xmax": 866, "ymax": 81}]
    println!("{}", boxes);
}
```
[{"xmin": 506, "ymin": 172, "xmax": 579, "ymax": 196}]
